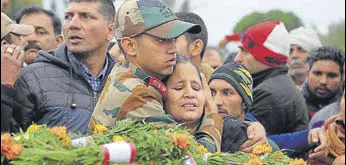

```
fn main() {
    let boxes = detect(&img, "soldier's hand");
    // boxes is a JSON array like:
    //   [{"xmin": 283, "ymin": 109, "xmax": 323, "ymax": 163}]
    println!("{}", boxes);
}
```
[{"xmin": 1, "ymin": 45, "xmax": 24, "ymax": 85}]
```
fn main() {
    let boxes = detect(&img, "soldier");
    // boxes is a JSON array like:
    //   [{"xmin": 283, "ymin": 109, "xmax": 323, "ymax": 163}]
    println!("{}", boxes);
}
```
[{"xmin": 89, "ymin": 0, "xmax": 223, "ymax": 152}]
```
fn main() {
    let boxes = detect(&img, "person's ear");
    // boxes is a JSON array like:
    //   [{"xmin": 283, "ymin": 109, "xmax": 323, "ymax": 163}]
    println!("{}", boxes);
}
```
[
  {"xmin": 107, "ymin": 24, "xmax": 115, "ymax": 41},
  {"xmin": 189, "ymin": 39, "xmax": 203, "ymax": 58},
  {"xmin": 55, "ymin": 35, "xmax": 64, "ymax": 45},
  {"xmin": 121, "ymin": 37, "xmax": 137, "ymax": 57}
]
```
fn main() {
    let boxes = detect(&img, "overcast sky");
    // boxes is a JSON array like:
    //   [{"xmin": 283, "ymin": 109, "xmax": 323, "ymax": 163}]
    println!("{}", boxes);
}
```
[{"xmin": 115, "ymin": 0, "xmax": 345, "ymax": 47}]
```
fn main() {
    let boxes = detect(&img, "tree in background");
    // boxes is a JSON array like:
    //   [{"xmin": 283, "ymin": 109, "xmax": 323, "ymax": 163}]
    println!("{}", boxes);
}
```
[
  {"xmin": 321, "ymin": 20, "xmax": 345, "ymax": 51},
  {"xmin": 233, "ymin": 9, "xmax": 304, "ymax": 33},
  {"xmin": 2, "ymin": 0, "xmax": 42, "ymax": 18}
]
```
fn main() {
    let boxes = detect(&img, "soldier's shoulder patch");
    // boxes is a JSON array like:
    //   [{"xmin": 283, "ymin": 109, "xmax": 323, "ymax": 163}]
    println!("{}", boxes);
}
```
[{"xmin": 149, "ymin": 77, "xmax": 167, "ymax": 98}]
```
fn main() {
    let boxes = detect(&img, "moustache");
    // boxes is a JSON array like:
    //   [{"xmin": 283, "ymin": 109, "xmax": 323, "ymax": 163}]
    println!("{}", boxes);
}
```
[
  {"xmin": 290, "ymin": 59, "xmax": 304, "ymax": 66},
  {"xmin": 24, "ymin": 42, "xmax": 42, "ymax": 52}
]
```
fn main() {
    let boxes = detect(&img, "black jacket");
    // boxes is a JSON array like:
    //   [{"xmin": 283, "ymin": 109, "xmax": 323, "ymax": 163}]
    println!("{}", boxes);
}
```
[
  {"xmin": 1, "ymin": 85, "xmax": 15, "ymax": 132},
  {"xmin": 249, "ymin": 66, "xmax": 308, "ymax": 135},
  {"xmin": 13, "ymin": 43, "xmax": 115, "ymax": 134},
  {"xmin": 221, "ymin": 116, "xmax": 248, "ymax": 153}
]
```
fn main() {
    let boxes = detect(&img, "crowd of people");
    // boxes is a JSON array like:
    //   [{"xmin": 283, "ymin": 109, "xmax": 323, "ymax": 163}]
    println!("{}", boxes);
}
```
[{"xmin": 1, "ymin": 0, "xmax": 345, "ymax": 164}]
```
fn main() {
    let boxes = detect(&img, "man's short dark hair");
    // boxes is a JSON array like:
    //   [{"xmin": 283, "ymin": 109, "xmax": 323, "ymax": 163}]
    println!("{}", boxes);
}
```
[
  {"xmin": 67, "ymin": 0, "xmax": 115, "ymax": 24},
  {"xmin": 175, "ymin": 12, "xmax": 208, "ymax": 58},
  {"xmin": 307, "ymin": 46, "xmax": 345, "ymax": 75},
  {"xmin": 15, "ymin": 5, "xmax": 62, "ymax": 36}
]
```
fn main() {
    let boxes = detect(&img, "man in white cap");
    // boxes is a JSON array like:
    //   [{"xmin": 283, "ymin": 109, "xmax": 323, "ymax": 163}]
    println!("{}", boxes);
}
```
[
  {"xmin": 1, "ymin": 11, "xmax": 34, "ymax": 132},
  {"xmin": 288, "ymin": 27, "xmax": 322, "ymax": 89}
]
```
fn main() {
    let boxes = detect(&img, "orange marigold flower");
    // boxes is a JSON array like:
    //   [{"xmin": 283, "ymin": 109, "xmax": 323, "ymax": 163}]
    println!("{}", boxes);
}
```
[
  {"xmin": 1, "ymin": 133, "xmax": 13, "ymax": 156},
  {"xmin": 197, "ymin": 144, "xmax": 209, "ymax": 153},
  {"xmin": 252, "ymin": 144, "xmax": 272, "ymax": 155},
  {"xmin": 26, "ymin": 124, "xmax": 40, "ymax": 133},
  {"xmin": 1, "ymin": 133, "xmax": 24, "ymax": 160},
  {"xmin": 48, "ymin": 126, "xmax": 68, "ymax": 139},
  {"xmin": 171, "ymin": 133, "xmax": 190, "ymax": 149},
  {"xmin": 113, "ymin": 136, "xmax": 125, "ymax": 143},
  {"xmin": 93, "ymin": 124, "xmax": 108, "ymax": 135},
  {"xmin": 246, "ymin": 157, "xmax": 263, "ymax": 165},
  {"xmin": 289, "ymin": 159, "xmax": 307, "ymax": 165}
]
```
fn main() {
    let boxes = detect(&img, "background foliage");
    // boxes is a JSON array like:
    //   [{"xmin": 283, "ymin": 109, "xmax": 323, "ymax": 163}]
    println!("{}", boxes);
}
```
[{"xmin": 233, "ymin": 9, "xmax": 304, "ymax": 33}]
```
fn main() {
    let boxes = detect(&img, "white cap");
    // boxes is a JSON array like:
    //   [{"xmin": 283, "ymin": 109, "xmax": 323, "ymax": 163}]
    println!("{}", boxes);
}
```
[{"xmin": 289, "ymin": 27, "xmax": 322, "ymax": 52}]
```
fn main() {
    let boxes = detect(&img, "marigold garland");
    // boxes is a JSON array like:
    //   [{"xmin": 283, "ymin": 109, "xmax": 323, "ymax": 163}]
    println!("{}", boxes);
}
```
[
  {"xmin": 1, "ymin": 120, "xmax": 308, "ymax": 165},
  {"xmin": 26, "ymin": 124, "xmax": 40, "ymax": 133},
  {"xmin": 197, "ymin": 144, "xmax": 209, "ymax": 153},
  {"xmin": 93, "ymin": 124, "xmax": 108, "ymax": 135},
  {"xmin": 252, "ymin": 144, "xmax": 272, "ymax": 155},
  {"xmin": 1, "ymin": 133, "xmax": 24, "ymax": 160},
  {"xmin": 246, "ymin": 156, "xmax": 263, "ymax": 165},
  {"xmin": 113, "ymin": 136, "xmax": 125, "ymax": 143},
  {"xmin": 289, "ymin": 158, "xmax": 307, "ymax": 165},
  {"xmin": 170, "ymin": 133, "xmax": 191, "ymax": 149},
  {"xmin": 48, "ymin": 126, "xmax": 71, "ymax": 146}
]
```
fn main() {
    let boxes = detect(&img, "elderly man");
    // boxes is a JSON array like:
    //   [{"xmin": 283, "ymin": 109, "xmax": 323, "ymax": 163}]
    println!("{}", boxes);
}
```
[{"xmin": 288, "ymin": 27, "xmax": 322, "ymax": 89}]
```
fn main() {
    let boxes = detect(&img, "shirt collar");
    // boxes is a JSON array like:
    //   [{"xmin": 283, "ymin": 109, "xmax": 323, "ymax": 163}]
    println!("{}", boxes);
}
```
[{"xmin": 68, "ymin": 51, "xmax": 109, "ymax": 79}]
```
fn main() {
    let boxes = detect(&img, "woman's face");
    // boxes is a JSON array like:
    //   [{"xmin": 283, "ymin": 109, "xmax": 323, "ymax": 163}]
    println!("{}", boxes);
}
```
[{"xmin": 165, "ymin": 62, "xmax": 205, "ymax": 124}]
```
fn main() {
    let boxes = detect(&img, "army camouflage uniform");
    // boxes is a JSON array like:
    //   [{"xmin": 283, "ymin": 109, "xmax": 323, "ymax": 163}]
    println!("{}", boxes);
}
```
[{"xmin": 89, "ymin": 0, "xmax": 222, "ymax": 152}]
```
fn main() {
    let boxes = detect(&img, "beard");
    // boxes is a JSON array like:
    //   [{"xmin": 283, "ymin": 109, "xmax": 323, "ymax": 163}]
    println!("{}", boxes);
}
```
[{"xmin": 308, "ymin": 85, "xmax": 340, "ymax": 104}]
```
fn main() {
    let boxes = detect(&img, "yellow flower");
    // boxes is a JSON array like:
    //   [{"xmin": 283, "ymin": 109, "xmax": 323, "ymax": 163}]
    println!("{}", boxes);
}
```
[
  {"xmin": 61, "ymin": 136, "xmax": 71, "ymax": 146},
  {"xmin": 48, "ymin": 126, "xmax": 68, "ymax": 139},
  {"xmin": 26, "ymin": 124, "xmax": 40, "ymax": 133},
  {"xmin": 113, "ymin": 136, "xmax": 125, "ymax": 143},
  {"xmin": 246, "ymin": 157, "xmax": 263, "ymax": 165},
  {"xmin": 289, "ymin": 159, "xmax": 307, "ymax": 165},
  {"xmin": 249, "ymin": 153, "xmax": 258, "ymax": 160},
  {"xmin": 197, "ymin": 144, "xmax": 209, "ymax": 153},
  {"xmin": 93, "ymin": 124, "xmax": 108, "ymax": 135},
  {"xmin": 152, "ymin": 129, "xmax": 158, "ymax": 134},
  {"xmin": 252, "ymin": 144, "xmax": 272, "ymax": 155}
]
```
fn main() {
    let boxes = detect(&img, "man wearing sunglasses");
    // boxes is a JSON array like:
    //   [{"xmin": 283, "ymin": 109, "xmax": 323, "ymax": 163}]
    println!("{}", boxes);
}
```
[{"xmin": 288, "ymin": 27, "xmax": 322, "ymax": 89}]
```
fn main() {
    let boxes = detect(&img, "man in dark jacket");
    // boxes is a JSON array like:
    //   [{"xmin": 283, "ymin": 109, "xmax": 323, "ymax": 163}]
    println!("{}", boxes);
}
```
[
  {"xmin": 301, "ymin": 46, "xmax": 345, "ymax": 119},
  {"xmin": 234, "ymin": 20, "xmax": 309, "ymax": 135},
  {"xmin": 13, "ymin": 0, "xmax": 116, "ymax": 134}
]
